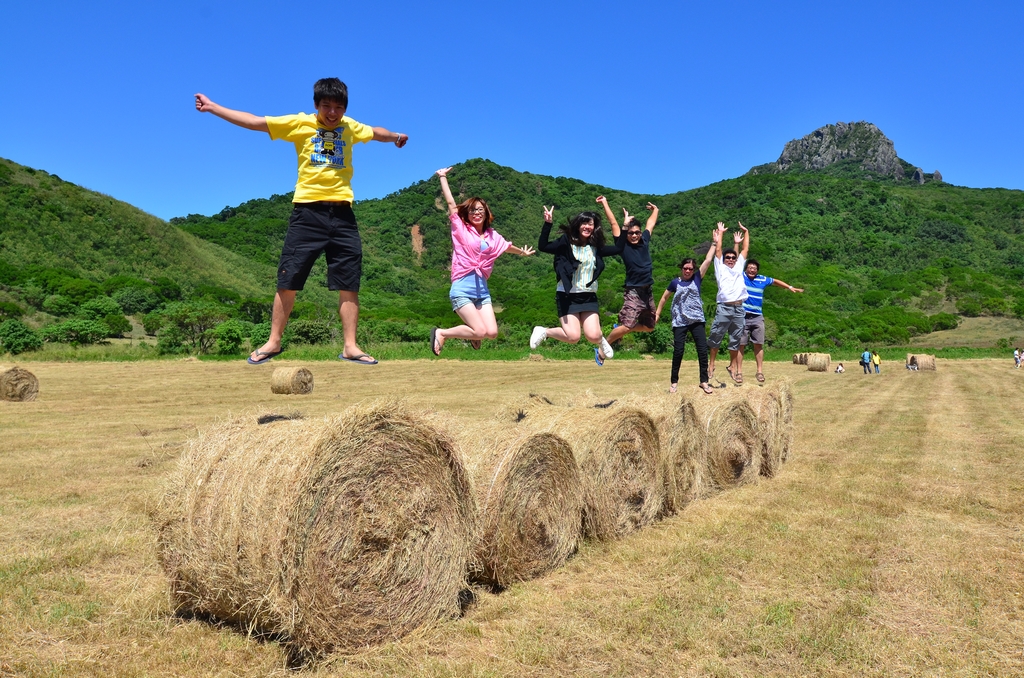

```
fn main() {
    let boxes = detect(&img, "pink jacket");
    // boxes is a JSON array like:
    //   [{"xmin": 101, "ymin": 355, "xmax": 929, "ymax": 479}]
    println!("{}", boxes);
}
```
[{"xmin": 449, "ymin": 213, "xmax": 511, "ymax": 282}]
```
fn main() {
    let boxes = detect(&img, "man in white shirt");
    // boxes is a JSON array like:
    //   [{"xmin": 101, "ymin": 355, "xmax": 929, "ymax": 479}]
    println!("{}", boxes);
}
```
[{"xmin": 707, "ymin": 222, "xmax": 749, "ymax": 384}]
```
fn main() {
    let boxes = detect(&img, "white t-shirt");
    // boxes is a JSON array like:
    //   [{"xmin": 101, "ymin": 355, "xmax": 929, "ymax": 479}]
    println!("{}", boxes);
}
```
[{"xmin": 713, "ymin": 254, "xmax": 749, "ymax": 304}]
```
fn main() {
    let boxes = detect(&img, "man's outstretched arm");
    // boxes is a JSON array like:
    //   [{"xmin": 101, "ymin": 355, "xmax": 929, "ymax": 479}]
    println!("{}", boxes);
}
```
[
  {"xmin": 371, "ymin": 127, "xmax": 408, "ymax": 147},
  {"xmin": 195, "ymin": 94, "xmax": 269, "ymax": 133}
]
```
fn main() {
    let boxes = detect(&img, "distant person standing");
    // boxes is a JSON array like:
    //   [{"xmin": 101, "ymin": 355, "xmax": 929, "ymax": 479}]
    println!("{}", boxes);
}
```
[
  {"xmin": 606, "ymin": 202, "xmax": 661, "ymax": 348},
  {"xmin": 872, "ymin": 350, "xmax": 881, "ymax": 374},
  {"xmin": 861, "ymin": 349, "xmax": 872, "ymax": 374},
  {"xmin": 736, "ymin": 256, "xmax": 804, "ymax": 383},
  {"xmin": 707, "ymin": 222, "xmax": 749, "ymax": 384},
  {"xmin": 654, "ymin": 242, "xmax": 717, "ymax": 395},
  {"xmin": 194, "ymin": 79, "xmax": 408, "ymax": 366},
  {"xmin": 1015, "ymin": 347, "xmax": 1021, "ymax": 368}
]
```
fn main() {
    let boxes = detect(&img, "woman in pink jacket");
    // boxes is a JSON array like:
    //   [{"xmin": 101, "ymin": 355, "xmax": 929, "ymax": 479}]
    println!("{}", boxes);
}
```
[{"xmin": 431, "ymin": 167, "xmax": 534, "ymax": 355}]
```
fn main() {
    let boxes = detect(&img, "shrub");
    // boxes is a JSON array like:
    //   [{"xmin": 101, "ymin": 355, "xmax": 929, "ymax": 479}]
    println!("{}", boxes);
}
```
[
  {"xmin": 56, "ymin": 278, "xmax": 103, "ymax": 303},
  {"xmin": 635, "ymin": 324, "xmax": 672, "ymax": 354},
  {"xmin": 103, "ymin": 313, "xmax": 132, "ymax": 338},
  {"xmin": 42, "ymin": 294, "xmax": 76, "ymax": 316},
  {"xmin": 158, "ymin": 301, "xmax": 229, "ymax": 354},
  {"xmin": 39, "ymin": 319, "xmax": 109, "ymax": 346},
  {"xmin": 929, "ymin": 313, "xmax": 960, "ymax": 331},
  {"xmin": 112, "ymin": 286, "xmax": 159, "ymax": 315},
  {"xmin": 249, "ymin": 322, "xmax": 273, "ymax": 349},
  {"xmin": 289, "ymin": 319, "xmax": 333, "ymax": 345},
  {"xmin": 0, "ymin": 319, "xmax": 43, "ymax": 354},
  {"xmin": 142, "ymin": 310, "xmax": 164, "ymax": 336},
  {"xmin": 213, "ymin": 319, "xmax": 248, "ymax": 355},
  {"xmin": 0, "ymin": 301, "xmax": 25, "ymax": 321},
  {"xmin": 79, "ymin": 296, "xmax": 122, "ymax": 321}
]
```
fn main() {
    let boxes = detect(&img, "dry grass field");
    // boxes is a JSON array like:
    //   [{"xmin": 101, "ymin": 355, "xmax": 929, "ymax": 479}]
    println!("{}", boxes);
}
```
[{"xmin": 1, "ymin": 358, "xmax": 1023, "ymax": 677}]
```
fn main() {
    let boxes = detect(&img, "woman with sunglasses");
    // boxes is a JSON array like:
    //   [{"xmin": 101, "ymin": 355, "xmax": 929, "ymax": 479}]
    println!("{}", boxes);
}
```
[
  {"xmin": 430, "ymin": 166, "xmax": 534, "ymax": 355},
  {"xmin": 655, "ymin": 240, "xmax": 717, "ymax": 394}
]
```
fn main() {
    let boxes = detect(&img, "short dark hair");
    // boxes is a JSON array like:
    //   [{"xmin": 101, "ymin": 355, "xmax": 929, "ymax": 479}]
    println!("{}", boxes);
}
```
[
  {"xmin": 678, "ymin": 257, "xmax": 697, "ymax": 269},
  {"xmin": 625, "ymin": 217, "xmax": 642, "ymax": 232},
  {"xmin": 746, "ymin": 258, "xmax": 760, "ymax": 272},
  {"xmin": 559, "ymin": 211, "xmax": 605, "ymax": 248},
  {"xmin": 722, "ymin": 248, "xmax": 738, "ymax": 258},
  {"xmin": 313, "ymin": 78, "xmax": 349, "ymax": 108}
]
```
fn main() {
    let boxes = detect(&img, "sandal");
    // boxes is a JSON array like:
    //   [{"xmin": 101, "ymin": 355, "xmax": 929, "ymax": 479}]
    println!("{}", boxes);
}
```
[
  {"xmin": 756, "ymin": 372, "xmax": 765, "ymax": 383},
  {"xmin": 700, "ymin": 382, "xmax": 714, "ymax": 394},
  {"xmin": 430, "ymin": 327, "xmax": 442, "ymax": 356},
  {"xmin": 734, "ymin": 372, "xmax": 743, "ymax": 385},
  {"xmin": 470, "ymin": 340, "xmax": 481, "ymax": 350},
  {"xmin": 669, "ymin": 384, "xmax": 678, "ymax": 394}
]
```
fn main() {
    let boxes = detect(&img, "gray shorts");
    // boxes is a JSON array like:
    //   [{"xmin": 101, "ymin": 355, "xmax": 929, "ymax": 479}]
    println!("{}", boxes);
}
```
[
  {"xmin": 708, "ymin": 303, "xmax": 746, "ymax": 351},
  {"xmin": 741, "ymin": 314, "xmax": 765, "ymax": 346}
]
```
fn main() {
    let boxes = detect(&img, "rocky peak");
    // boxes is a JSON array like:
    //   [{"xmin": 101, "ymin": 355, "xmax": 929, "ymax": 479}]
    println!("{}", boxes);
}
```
[{"xmin": 749, "ymin": 121, "xmax": 914, "ymax": 181}]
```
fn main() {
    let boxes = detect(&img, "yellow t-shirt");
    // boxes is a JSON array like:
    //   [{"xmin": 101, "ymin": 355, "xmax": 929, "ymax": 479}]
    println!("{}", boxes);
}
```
[{"xmin": 265, "ymin": 113, "xmax": 374, "ymax": 203}]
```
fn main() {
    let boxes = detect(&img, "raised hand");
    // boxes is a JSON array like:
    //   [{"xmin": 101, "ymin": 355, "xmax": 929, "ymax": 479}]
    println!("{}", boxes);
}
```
[
  {"xmin": 734, "ymin": 229, "xmax": 744, "ymax": 245},
  {"xmin": 596, "ymin": 196, "xmax": 608, "ymax": 206},
  {"xmin": 543, "ymin": 205, "xmax": 555, "ymax": 223},
  {"xmin": 646, "ymin": 202, "xmax": 658, "ymax": 211},
  {"xmin": 435, "ymin": 166, "xmax": 452, "ymax": 178},
  {"xmin": 622, "ymin": 208, "xmax": 632, "ymax": 224},
  {"xmin": 194, "ymin": 93, "xmax": 213, "ymax": 112},
  {"xmin": 519, "ymin": 245, "xmax": 535, "ymax": 257}
]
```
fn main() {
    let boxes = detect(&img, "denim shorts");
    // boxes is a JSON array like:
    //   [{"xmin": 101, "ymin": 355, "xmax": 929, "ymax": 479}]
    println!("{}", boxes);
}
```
[{"xmin": 451, "ymin": 295, "xmax": 492, "ymax": 311}]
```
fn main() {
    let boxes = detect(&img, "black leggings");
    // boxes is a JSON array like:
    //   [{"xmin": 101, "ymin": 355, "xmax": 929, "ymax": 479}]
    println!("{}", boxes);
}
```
[{"xmin": 671, "ymin": 322, "xmax": 709, "ymax": 384}]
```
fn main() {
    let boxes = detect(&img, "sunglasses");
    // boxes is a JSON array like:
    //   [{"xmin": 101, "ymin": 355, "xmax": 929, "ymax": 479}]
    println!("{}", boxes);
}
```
[
  {"xmin": 724, "ymin": 255, "xmax": 737, "ymax": 260},
  {"xmin": 682, "ymin": 266, "xmax": 695, "ymax": 271}
]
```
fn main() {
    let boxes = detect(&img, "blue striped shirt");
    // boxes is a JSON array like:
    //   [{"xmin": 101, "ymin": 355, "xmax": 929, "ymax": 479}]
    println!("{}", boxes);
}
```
[{"xmin": 742, "ymin": 275, "xmax": 774, "ymax": 315}]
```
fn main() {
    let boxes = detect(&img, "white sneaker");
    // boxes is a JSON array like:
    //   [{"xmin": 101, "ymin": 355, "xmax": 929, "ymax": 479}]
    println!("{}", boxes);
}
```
[
  {"xmin": 530, "ymin": 326, "xmax": 547, "ymax": 349},
  {"xmin": 600, "ymin": 336, "xmax": 614, "ymax": 359}
]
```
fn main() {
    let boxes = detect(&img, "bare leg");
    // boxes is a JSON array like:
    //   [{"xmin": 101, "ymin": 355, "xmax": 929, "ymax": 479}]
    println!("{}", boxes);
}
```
[
  {"xmin": 708, "ymin": 346, "xmax": 719, "ymax": 379},
  {"xmin": 338, "ymin": 290, "xmax": 374, "ymax": 362},
  {"xmin": 754, "ymin": 343, "xmax": 765, "ymax": 377},
  {"xmin": 436, "ymin": 304, "xmax": 499, "ymax": 352},
  {"xmin": 736, "ymin": 343, "xmax": 746, "ymax": 374},
  {"xmin": 580, "ymin": 311, "xmax": 604, "ymax": 345},
  {"xmin": 545, "ymin": 314, "xmax": 582, "ymax": 344},
  {"xmin": 250, "ymin": 289, "xmax": 295, "ymax": 361}
]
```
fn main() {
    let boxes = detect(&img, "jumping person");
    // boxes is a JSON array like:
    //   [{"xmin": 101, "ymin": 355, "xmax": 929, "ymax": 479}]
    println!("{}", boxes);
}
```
[
  {"xmin": 430, "ymin": 167, "xmax": 534, "ymax": 355},
  {"xmin": 194, "ymin": 78, "xmax": 408, "ymax": 365},
  {"xmin": 530, "ymin": 199, "xmax": 621, "ymax": 365},
  {"xmin": 707, "ymin": 222, "xmax": 749, "ymax": 384},
  {"xmin": 606, "ymin": 202, "xmax": 660, "ymax": 347},
  {"xmin": 736, "ymin": 256, "xmax": 804, "ymax": 383},
  {"xmin": 654, "ymin": 239, "xmax": 717, "ymax": 394}
]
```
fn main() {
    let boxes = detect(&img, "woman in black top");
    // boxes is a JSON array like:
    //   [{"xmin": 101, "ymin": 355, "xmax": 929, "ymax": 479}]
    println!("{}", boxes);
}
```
[{"xmin": 529, "ymin": 198, "xmax": 623, "ymax": 365}]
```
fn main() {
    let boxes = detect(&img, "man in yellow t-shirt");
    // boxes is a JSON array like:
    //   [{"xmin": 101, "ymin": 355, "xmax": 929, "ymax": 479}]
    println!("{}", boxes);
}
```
[{"xmin": 194, "ymin": 78, "xmax": 408, "ymax": 365}]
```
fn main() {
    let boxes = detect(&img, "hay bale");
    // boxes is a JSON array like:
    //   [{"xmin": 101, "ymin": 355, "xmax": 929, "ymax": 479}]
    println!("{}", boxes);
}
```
[
  {"xmin": 906, "ymin": 353, "xmax": 936, "ymax": 371},
  {"xmin": 524, "ymin": 403, "xmax": 664, "ymax": 541},
  {"xmin": 270, "ymin": 367, "xmax": 314, "ymax": 395},
  {"xmin": 155, "ymin": 399, "xmax": 477, "ymax": 656},
  {"xmin": 465, "ymin": 428, "xmax": 584, "ymax": 589},
  {"xmin": 749, "ymin": 382, "xmax": 795, "ymax": 478},
  {"xmin": 798, "ymin": 352, "xmax": 809, "ymax": 365},
  {"xmin": 692, "ymin": 392, "xmax": 762, "ymax": 492},
  {"xmin": 792, "ymin": 353, "xmax": 800, "ymax": 364},
  {"xmin": 0, "ymin": 364, "xmax": 39, "ymax": 402},
  {"xmin": 806, "ymin": 353, "xmax": 831, "ymax": 372},
  {"xmin": 494, "ymin": 392, "xmax": 559, "ymax": 424},
  {"xmin": 620, "ymin": 394, "xmax": 707, "ymax": 515}
]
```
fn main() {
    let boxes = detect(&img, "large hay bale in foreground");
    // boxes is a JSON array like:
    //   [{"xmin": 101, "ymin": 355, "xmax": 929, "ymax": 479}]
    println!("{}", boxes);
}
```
[
  {"xmin": 0, "ymin": 364, "xmax": 39, "ymax": 402},
  {"xmin": 749, "ymin": 382, "xmax": 795, "ymax": 478},
  {"xmin": 776, "ymin": 379, "xmax": 795, "ymax": 464},
  {"xmin": 465, "ymin": 429, "xmax": 584, "ymax": 589},
  {"xmin": 494, "ymin": 392, "xmax": 560, "ymax": 424},
  {"xmin": 906, "ymin": 353, "xmax": 936, "ymax": 370},
  {"xmin": 806, "ymin": 353, "xmax": 831, "ymax": 372},
  {"xmin": 525, "ymin": 404, "xmax": 664, "ymax": 541},
  {"xmin": 619, "ymin": 394, "xmax": 706, "ymax": 515},
  {"xmin": 692, "ymin": 393, "xmax": 762, "ymax": 492},
  {"xmin": 270, "ymin": 367, "xmax": 314, "ymax": 395},
  {"xmin": 155, "ymin": 400, "xmax": 477, "ymax": 656}
]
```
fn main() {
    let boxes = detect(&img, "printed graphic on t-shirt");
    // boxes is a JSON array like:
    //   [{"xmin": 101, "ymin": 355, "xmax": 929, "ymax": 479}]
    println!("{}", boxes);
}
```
[{"xmin": 310, "ymin": 128, "xmax": 347, "ymax": 168}]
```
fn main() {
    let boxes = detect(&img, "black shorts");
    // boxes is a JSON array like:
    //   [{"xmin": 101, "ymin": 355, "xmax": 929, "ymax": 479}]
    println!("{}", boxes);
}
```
[
  {"xmin": 556, "ymin": 291, "xmax": 599, "ymax": 318},
  {"xmin": 277, "ymin": 202, "xmax": 361, "ymax": 292}
]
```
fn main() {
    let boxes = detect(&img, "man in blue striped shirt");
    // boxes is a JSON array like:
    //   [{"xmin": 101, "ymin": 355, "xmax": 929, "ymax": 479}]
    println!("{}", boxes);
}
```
[{"xmin": 739, "ymin": 259, "xmax": 804, "ymax": 382}]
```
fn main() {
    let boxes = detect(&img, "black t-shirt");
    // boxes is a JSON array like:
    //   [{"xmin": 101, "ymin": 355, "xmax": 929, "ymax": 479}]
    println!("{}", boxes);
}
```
[{"xmin": 619, "ymin": 230, "xmax": 653, "ymax": 287}]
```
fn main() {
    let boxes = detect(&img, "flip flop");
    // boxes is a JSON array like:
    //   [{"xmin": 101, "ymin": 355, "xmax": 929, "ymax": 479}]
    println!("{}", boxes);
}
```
[
  {"xmin": 700, "ymin": 382, "xmax": 714, "ymax": 394},
  {"xmin": 734, "ymin": 372, "xmax": 744, "ymax": 385},
  {"xmin": 339, "ymin": 353, "xmax": 378, "ymax": 365},
  {"xmin": 470, "ymin": 340, "xmax": 481, "ymax": 350},
  {"xmin": 430, "ymin": 327, "xmax": 441, "ymax": 356},
  {"xmin": 594, "ymin": 348, "xmax": 604, "ymax": 366},
  {"xmin": 756, "ymin": 372, "xmax": 765, "ymax": 383},
  {"xmin": 669, "ymin": 384, "xmax": 678, "ymax": 394},
  {"xmin": 247, "ymin": 349, "xmax": 282, "ymax": 365}
]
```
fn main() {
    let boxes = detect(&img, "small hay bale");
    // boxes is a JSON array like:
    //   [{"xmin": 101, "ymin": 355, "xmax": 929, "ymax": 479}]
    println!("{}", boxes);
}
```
[
  {"xmin": 155, "ymin": 399, "xmax": 477, "ymax": 656},
  {"xmin": 270, "ymin": 367, "xmax": 314, "ymax": 395},
  {"xmin": 792, "ymin": 353, "xmax": 800, "ymax": 364},
  {"xmin": 0, "ymin": 364, "xmax": 39, "ymax": 402},
  {"xmin": 524, "ymin": 403, "xmax": 664, "ymax": 541},
  {"xmin": 692, "ymin": 392, "xmax": 762, "ymax": 492},
  {"xmin": 465, "ymin": 428, "xmax": 584, "ymax": 589},
  {"xmin": 619, "ymin": 394, "xmax": 706, "ymax": 515},
  {"xmin": 798, "ymin": 352, "xmax": 809, "ymax": 365},
  {"xmin": 806, "ymin": 353, "xmax": 831, "ymax": 372},
  {"xmin": 906, "ymin": 353, "xmax": 936, "ymax": 371}
]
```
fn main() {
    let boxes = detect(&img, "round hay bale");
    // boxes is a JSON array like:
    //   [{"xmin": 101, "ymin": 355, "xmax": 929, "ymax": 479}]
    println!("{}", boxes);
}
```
[
  {"xmin": 792, "ymin": 353, "xmax": 800, "ymax": 364},
  {"xmin": 155, "ymin": 399, "xmax": 477, "ymax": 656},
  {"xmin": 806, "ymin": 353, "xmax": 831, "ymax": 372},
  {"xmin": 798, "ymin": 352, "xmax": 809, "ymax": 365},
  {"xmin": 494, "ymin": 392, "xmax": 559, "ymax": 425},
  {"xmin": 776, "ymin": 379, "xmax": 795, "ymax": 464},
  {"xmin": 525, "ymin": 404, "xmax": 664, "ymax": 541},
  {"xmin": 692, "ymin": 392, "xmax": 762, "ymax": 492},
  {"xmin": 0, "ymin": 364, "xmax": 39, "ymax": 402},
  {"xmin": 906, "ymin": 353, "xmax": 936, "ymax": 371},
  {"xmin": 465, "ymin": 428, "xmax": 584, "ymax": 589},
  {"xmin": 617, "ymin": 394, "xmax": 706, "ymax": 516},
  {"xmin": 749, "ymin": 383, "xmax": 794, "ymax": 478},
  {"xmin": 270, "ymin": 367, "xmax": 314, "ymax": 395}
]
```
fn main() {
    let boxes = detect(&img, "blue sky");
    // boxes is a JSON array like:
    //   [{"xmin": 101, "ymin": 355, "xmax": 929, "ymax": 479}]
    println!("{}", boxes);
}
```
[{"xmin": 2, "ymin": 1, "xmax": 1021, "ymax": 220}]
